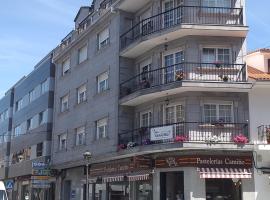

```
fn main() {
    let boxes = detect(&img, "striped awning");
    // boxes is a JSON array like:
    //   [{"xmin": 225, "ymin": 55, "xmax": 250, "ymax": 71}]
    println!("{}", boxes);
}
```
[
  {"xmin": 102, "ymin": 176, "xmax": 124, "ymax": 183},
  {"xmin": 198, "ymin": 168, "xmax": 252, "ymax": 179},
  {"xmin": 128, "ymin": 174, "xmax": 150, "ymax": 181}
]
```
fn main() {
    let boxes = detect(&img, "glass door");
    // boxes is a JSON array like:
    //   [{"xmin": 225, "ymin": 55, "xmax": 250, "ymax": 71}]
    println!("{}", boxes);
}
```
[{"xmin": 164, "ymin": 51, "xmax": 184, "ymax": 83}]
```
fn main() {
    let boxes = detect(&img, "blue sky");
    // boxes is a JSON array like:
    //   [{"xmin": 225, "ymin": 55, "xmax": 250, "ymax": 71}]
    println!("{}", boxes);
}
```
[{"xmin": 0, "ymin": 0, "xmax": 269, "ymax": 97}]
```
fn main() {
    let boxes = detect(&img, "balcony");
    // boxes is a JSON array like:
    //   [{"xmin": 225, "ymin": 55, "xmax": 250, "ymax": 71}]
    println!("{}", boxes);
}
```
[
  {"xmin": 120, "ymin": 62, "xmax": 250, "ymax": 105},
  {"xmin": 118, "ymin": 122, "xmax": 249, "ymax": 150},
  {"xmin": 120, "ymin": 6, "xmax": 247, "ymax": 58}
]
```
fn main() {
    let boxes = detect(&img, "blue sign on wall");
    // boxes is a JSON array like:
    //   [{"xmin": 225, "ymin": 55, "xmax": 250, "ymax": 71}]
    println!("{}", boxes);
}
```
[{"xmin": 5, "ymin": 180, "xmax": 14, "ymax": 190}]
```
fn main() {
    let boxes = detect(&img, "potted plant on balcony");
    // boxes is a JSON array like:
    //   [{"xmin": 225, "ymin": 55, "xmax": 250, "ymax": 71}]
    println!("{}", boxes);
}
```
[
  {"xmin": 218, "ymin": 75, "xmax": 229, "ymax": 82},
  {"xmin": 214, "ymin": 61, "xmax": 222, "ymax": 68},
  {"xmin": 118, "ymin": 143, "xmax": 127, "ymax": 151},
  {"xmin": 175, "ymin": 71, "xmax": 184, "ymax": 81},
  {"xmin": 127, "ymin": 142, "xmax": 137, "ymax": 149},
  {"xmin": 266, "ymin": 128, "xmax": 270, "ymax": 144},
  {"xmin": 233, "ymin": 134, "xmax": 248, "ymax": 145},
  {"xmin": 174, "ymin": 135, "xmax": 188, "ymax": 143},
  {"xmin": 205, "ymin": 135, "xmax": 221, "ymax": 144}
]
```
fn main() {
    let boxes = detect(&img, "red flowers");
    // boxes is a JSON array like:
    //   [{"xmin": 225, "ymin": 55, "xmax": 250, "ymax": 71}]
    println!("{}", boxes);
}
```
[
  {"xmin": 233, "ymin": 134, "xmax": 248, "ymax": 144},
  {"xmin": 174, "ymin": 135, "xmax": 188, "ymax": 142}
]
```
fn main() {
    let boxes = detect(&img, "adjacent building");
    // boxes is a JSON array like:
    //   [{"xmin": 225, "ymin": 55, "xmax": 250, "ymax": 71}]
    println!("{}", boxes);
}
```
[
  {"xmin": 7, "ymin": 53, "xmax": 55, "ymax": 200},
  {"xmin": 246, "ymin": 49, "xmax": 270, "ymax": 200}
]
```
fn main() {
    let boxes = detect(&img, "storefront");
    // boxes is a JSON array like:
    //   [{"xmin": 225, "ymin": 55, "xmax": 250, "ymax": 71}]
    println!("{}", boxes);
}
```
[
  {"xmin": 88, "ymin": 156, "xmax": 153, "ymax": 200},
  {"xmin": 154, "ymin": 154, "xmax": 254, "ymax": 200}
]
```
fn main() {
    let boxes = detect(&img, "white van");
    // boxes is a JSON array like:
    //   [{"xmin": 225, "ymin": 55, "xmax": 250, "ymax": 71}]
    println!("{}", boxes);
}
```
[{"xmin": 0, "ymin": 181, "xmax": 7, "ymax": 200}]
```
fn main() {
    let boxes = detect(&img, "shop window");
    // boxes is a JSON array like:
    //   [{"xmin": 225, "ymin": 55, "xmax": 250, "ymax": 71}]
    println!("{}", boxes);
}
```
[
  {"xmin": 160, "ymin": 171, "xmax": 184, "ymax": 200},
  {"xmin": 206, "ymin": 179, "xmax": 242, "ymax": 200},
  {"xmin": 135, "ymin": 180, "xmax": 153, "ymax": 200},
  {"xmin": 95, "ymin": 183, "xmax": 107, "ymax": 200},
  {"xmin": 109, "ymin": 182, "xmax": 130, "ymax": 200}
]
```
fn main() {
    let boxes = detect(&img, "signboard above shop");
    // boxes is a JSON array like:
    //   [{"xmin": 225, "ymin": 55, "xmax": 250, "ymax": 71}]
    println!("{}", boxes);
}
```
[
  {"xmin": 150, "ymin": 125, "xmax": 173, "ymax": 141},
  {"xmin": 155, "ymin": 155, "xmax": 252, "ymax": 168}
]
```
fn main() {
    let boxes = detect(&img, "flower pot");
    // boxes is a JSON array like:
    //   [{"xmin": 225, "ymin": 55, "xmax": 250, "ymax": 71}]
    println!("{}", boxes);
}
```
[{"xmin": 223, "ymin": 76, "xmax": 229, "ymax": 82}]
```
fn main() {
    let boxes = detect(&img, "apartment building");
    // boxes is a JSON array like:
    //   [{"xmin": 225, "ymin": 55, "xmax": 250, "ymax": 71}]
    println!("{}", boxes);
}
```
[
  {"xmin": 246, "ymin": 49, "xmax": 270, "ymax": 200},
  {"xmin": 0, "ymin": 88, "xmax": 14, "ymax": 181},
  {"xmin": 7, "ymin": 53, "xmax": 55, "ymax": 200},
  {"xmin": 51, "ymin": 0, "xmax": 258, "ymax": 200}
]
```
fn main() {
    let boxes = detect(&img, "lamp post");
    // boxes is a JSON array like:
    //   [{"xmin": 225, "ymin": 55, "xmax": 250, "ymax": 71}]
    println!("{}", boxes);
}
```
[{"xmin": 83, "ymin": 151, "xmax": 92, "ymax": 200}]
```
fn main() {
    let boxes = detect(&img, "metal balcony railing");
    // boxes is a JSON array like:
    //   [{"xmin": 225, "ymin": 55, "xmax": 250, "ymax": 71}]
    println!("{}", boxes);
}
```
[
  {"xmin": 120, "ymin": 6, "xmax": 244, "ymax": 49},
  {"xmin": 120, "ymin": 62, "xmax": 246, "ymax": 98},
  {"xmin": 118, "ymin": 122, "xmax": 249, "ymax": 148},
  {"xmin": 258, "ymin": 125, "xmax": 270, "ymax": 144}
]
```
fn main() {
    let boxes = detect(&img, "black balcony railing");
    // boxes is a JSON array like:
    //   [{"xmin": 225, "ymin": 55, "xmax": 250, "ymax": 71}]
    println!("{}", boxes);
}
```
[
  {"xmin": 118, "ymin": 122, "xmax": 249, "ymax": 148},
  {"xmin": 120, "ymin": 62, "xmax": 246, "ymax": 98},
  {"xmin": 258, "ymin": 125, "xmax": 270, "ymax": 144},
  {"xmin": 120, "ymin": 6, "xmax": 244, "ymax": 49}
]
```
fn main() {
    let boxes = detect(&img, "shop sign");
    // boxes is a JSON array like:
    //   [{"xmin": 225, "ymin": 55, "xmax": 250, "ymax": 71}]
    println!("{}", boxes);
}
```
[
  {"xmin": 155, "ymin": 155, "xmax": 252, "ymax": 168},
  {"xmin": 4, "ymin": 180, "xmax": 14, "ymax": 190},
  {"xmin": 32, "ymin": 161, "xmax": 49, "ymax": 170},
  {"xmin": 150, "ymin": 125, "xmax": 173, "ymax": 141},
  {"xmin": 32, "ymin": 169, "xmax": 51, "ymax": 176},
  {"xmin": 90, "ymin": 156, "xmax": 152, "ymax": 177}
]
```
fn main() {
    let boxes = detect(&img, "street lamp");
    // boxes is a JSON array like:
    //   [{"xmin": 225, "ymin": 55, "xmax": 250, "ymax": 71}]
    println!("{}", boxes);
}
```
[{"xmin": 83, "ymin": 151, "xmax": 92, "ymax": 200}]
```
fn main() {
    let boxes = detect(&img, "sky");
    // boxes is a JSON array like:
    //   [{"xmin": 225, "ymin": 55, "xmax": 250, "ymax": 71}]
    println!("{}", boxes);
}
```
[{"xmin": 0, "ymin": 0, "xmax": 269, "ymax": 97}]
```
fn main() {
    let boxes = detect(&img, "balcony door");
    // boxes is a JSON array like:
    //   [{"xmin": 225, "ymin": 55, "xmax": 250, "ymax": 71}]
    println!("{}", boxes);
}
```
[
  {"xmin": 163, "ymin": 0, "xmax": 184, "ymax": 28},
  {"xmin": 163, "ymin": 50, "xmax": 184, "ymax": 83},
  {"xmin": 140, "ymin": 110, "xmax": 152, "ymax": 128},
  {"xmin": 163, "ymin": 103, "xmax": 185, "ymax": 137},
  {"xmin": 140, "ymin": 9, "xmax": 152, "ymax": 35}
]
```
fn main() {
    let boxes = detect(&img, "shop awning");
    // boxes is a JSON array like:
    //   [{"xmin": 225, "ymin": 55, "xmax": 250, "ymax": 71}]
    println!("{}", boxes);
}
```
[
  {"xmin": 102, "ymin": 176, "xmax": 124, "ymax": 183},
  {"xmin": 197, "ymin": 168, "xmax": 252, "ymax": 179},
  {"xmin": 128, "ymin": 173, "xmax": 151, "ymax": 181}
]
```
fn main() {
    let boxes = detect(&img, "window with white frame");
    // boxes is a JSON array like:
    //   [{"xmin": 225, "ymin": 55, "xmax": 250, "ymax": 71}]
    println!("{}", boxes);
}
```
[
  {"xmin": 75, "ymin": 126, "xmax": 86, "ymax": 146},
  {"xmin": 60, "ymin": 94, "xmax": 69, "ymax": 112},
  {"xmin": 140, "ymin": 110, "xmax": 152, "ymax": 128},
  {"xmin": 164, "ymin": 103, "xmax": 185, "ymax": 135},
  {"xmin": 202, "ymin": 48, "xmax": 230, "ymax": 64},
  {"xmin": 62, "ymin": 58, "xmax": 70, "ymax": 76},
  {"xmin": 203, "ymin": 102, "xmax": 233, "ymax": 123},
  {"xmin": 41, "ymin": 79, "xmax": 49, "ymax": 94},
  {"xmin": 164, "ymin": 50, "xmax": 184, "ymax": 83},
  {"xmin": 98, "ymin": 28, "xmax": 109, "ymax": 50},
  {"xmin": 96, "ymin": 117, "xmax": 108, "ymax": 139},
  {"xmin": 29, "ymin": 89, "xmax": 35, "ymax": 102},
  {"xmin": 97, "ymin": 72, "xmax": 109, "ymax": 93},
  {"xmin": 77, "ymin": 84, "xmax": 87, "ymax": 104},
  {"xmin": 14, "ymin": 125, "xmax": 21, "ymax": 137},
  {"xmin": 15, "ymin": 99, "xmax": 23, "ymax": 112},
  {"xmin": 78, "ymin": 45, "xmax": 88, "ymax": 64},
  {"xmin": 58, "ymin": 133, "xmax": 67, "ymax": 151},
  {"xmin": 202, "ymin": 0, "xmax": 231, "ymax": 8}
]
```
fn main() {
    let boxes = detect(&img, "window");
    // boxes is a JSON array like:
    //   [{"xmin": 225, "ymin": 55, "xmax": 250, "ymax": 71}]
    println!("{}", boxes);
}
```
[
  {"xmin": 202, "ymin": 0, "xmax": 231, "ymax": 8},
  {"xmin": 14, "ymin": 125, "xmax": 21, "ymax": 137},
  {"xmin": 97, "ymin": 72, "xmax": 109, "ymax": 93},
  {"xmin": 15, "ymin": 99, "xmax": 23, "ymax": 112},
  {"xmin": 27, "ymin": 118, "xmax": 34, "ymax": 130},
  {"xmin": 140, "ymin": 111, "xmax": 152, "ymax": 128},
  {"xmin": 36, "ymin": 143, "xmax": 43, "ymax": 157},
  {"xmin": 98, "ymin": 28, "xmax": 109, "ymax": 49},
  {"xmin": 203, "ymin": 103, "xmax": 233, "ymax": 123},
  {"xmin": 0, "ymin": 109, "xmax": 8, "ymax": 122},
  {"xmin": 75, "ymin": 126, "xmax": 86, "ymax": 146},
  {"xmin": 206, "ymin": 179, "xmax": 242, "ymax": 200},
  {"xmin": 29, "ymin": 90, "xmax": 35, "ymax": 102},
  {"xmin": 62, "ymin": 58, "xmax": 70, "ymax": 76},
  {"xmin": 202, "ymin": 48, "xmax": 230, "ymax": 64},
  {"xmin": 164, "ymin": 104, "xmax": 185, "ymax": 135},
  {"xmin": 60, "ymin": 95, "xmax": 69, "ymax": 112},
  {"xmin": 3, "ymin": 132, "xmax": 8, "ymax": 143},
  {"xmin": 96, "ymin": 118, "xmax": 108, "ymax": 139},
  {"xmin": 78, "ymin": 45, "xmax": 88, "ymax": 64},
  {"xmin": 58, "ymin": 133, "xmax": 67, "ymax": 150},
  {"xmin": 39, "ymin": 111, "xmax": 46, "ymax": 125},
  {"xmin": 164, "ymin": 51, "xmax": 184, "ymax": 83},
  {"xmin": 41, "ymin": 79, "xmax": 49, "ymax": 94},
  {"xmin": 77, "ymin": 84, "xmax": 87, "ymax": 104}
]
